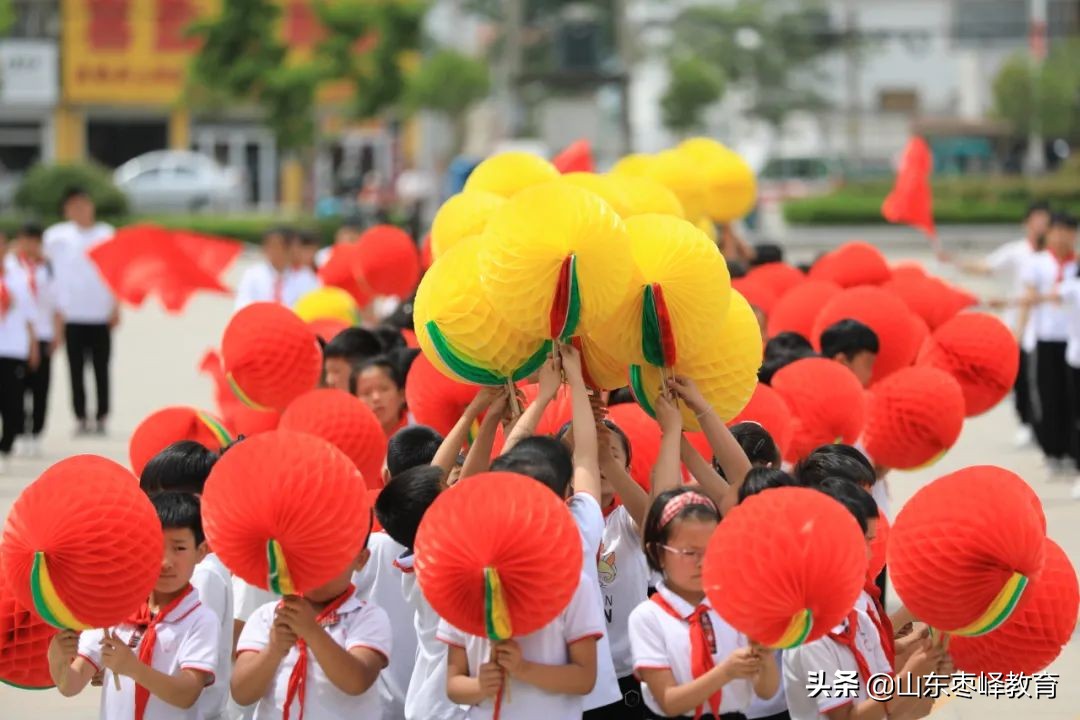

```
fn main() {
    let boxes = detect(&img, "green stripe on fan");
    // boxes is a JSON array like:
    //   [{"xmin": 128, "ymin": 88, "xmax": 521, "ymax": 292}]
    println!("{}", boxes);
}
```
[
  {"xmin": 641, "ymin": 285, "xmax": 664, "ymax": 367},
  {"xmin": 629, "ymin": 366, "xmax": 657, "ymax": 419}
]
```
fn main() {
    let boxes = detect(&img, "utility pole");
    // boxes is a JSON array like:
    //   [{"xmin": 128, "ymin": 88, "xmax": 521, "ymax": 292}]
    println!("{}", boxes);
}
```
[
  {"xmin": 1026, "ymin": 0, "xmax": 1048, "ymax": 174},
  {"xmin": 504, "ymin": 0, "xmax": 524, "ymax": 138},
  {"xmin": 612, "ymin": 0, "xmax": 633, "ymax": 155},
  {"xmin": 843, "ymin": 0, "xmax": 861, "ymax": 167}
]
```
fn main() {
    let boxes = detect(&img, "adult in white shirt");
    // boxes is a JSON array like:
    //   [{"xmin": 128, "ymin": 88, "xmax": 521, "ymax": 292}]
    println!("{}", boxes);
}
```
[
  {"xmin": 43, "ymin": 187, "xmax": 117, "ymax": 435},
  {"xmin": 942, "ymin": 201, "xmax": 1051, "ymax": 445},
  {"xmin": 1018, "ymin": 212, "xmax": 1079, "ymax": 476},
  {"xmin": 0, "ymin": 246, "xmax": 39, "ymax": 471},
  {"xmin": 234, "ymin": 228, "xmax": 321, "ymax": 311}
]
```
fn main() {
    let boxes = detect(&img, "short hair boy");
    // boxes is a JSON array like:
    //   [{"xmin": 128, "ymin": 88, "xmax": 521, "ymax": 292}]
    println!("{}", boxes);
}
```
[
  {"xmin": 323, "ymin": 328, "xmax": 382, "ymax": 392},
  {"xmin": 820, "ymin": 319, "xmax": 879, "ymax": 388},
  {"xmin": 385, "ymin": 426, "xmax": 444, "ymax": 479},
  {"xmin": 139, "ymin": 441, "xmax": 219, "ymax": 496}
]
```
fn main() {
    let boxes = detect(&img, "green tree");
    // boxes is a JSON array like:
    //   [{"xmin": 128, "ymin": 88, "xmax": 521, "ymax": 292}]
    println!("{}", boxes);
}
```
[
  {"xmin": 660, "ymin": 56, "xmax": 724, "ymax": 135},
  {"xmin": 992, "ymin": 53, "xmax": 1036, "ymax": 138},
  {"xmin": 406, "ymin": 49, "xmax": 490, "ymax": 152},
  {"xmin": 993, "ymin": 43, "xmax": 1080, "ymax": 141},
  {"xmin": 0, "ymin": 0, "xmax": 13, "ymax": 36}
]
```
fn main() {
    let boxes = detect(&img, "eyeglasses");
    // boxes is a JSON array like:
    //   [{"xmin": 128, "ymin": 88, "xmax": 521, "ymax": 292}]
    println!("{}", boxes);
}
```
[{"xmin": 660, "ymin": 545, "xmax": 707, "ymax": 562}]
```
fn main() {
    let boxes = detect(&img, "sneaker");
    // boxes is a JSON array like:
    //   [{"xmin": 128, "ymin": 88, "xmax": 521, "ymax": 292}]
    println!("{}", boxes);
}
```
[
  {"xmin": 12, "ymin": 437, "xmax": 27, "ymax": 458},
  {"xmin": 94, "ymin": 419, "xmax": 107, "ymax": 436},
  {"xmin": 27, "ymin": 436, "xmax": 42, "ymax": 458},
  {"xmin": 1072, "ymin": 479, "xmax": 1080, "ymax": 500},
  {"xmin": 1014, "ymin": 426, "xmax": 1034, "ymax": 448},
  {"xmin": 74, "ymin": 419, "xmax": 91, "ymax": 437},
  {"xmin": 1045, "ymin": 457, "xmax": 1068, "ymax": 480}
]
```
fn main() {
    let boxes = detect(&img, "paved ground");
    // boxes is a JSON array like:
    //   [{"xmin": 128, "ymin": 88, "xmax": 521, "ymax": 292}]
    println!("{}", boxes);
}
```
[{"xmin": 1, "ymin": 229, "xmax": 1077, "ymax": 718}]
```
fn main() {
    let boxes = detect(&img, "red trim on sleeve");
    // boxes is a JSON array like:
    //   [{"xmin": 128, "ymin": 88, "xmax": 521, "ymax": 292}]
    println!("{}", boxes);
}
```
[
  {"xmin": 347, "ymin": 644, "xmax": 390, "ymax": 667},
  {"xmin": 436, "ymin": 634, "xmax": 466, "ymax": 649},
  {"xmin": 567, "ymin": 632, "xmax": 603, "ymax": 645},
  {"xmin": 181, "ymin": 665, "xmax": 216, "ymax": 686},
  {"xmin": 632, "ymin": 665, "xmax": 672, "ymax": 681},
  {"xmin": 76, "ymin": 653, "xmax": 100, "ymax": 673},
  {"xmin": 235, "ymin": 648, "xmax": 263, "ymax": 656}
]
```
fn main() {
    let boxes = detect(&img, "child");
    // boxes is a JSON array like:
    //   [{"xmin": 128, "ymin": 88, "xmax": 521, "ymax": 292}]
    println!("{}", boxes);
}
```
[
  {"xmin": 232, "ymin": 547, "xmax": 391, "ymax": 719},
  {"xmin": 48, "ymin": 492, "xmax": 220, "ymax": 719},
  {"xmin": 352, "ymin": 355, "xmax": 411, "ymax": 437},
  {"xmin": 139, "ymin": 443, "xmax": 232, "ymax": 720},
  {"xmin": 737, "ymin": 467, "xmax": 796, "ymax": 504},
  {"xmin": 234, "ymin": 228, "xmax": 293, "ymax": 311},
  {"xmin": 6, "ymin": 223, "xmax": 59, "ymax": 457},
  {"xmin": 385, "ymin": 425, "xmax": 445, "ymax": 479},
  {"xmin": 629, "ymin": 487, "xmax": 780, "ymax": 719},
  {"xmin": 729, "ymin": 422, "xmax": 782, "ymax": 469},
  {"xmin": 759, "ymin": 333, "xmax": 816, "ymax": 385},
  {"xmin": 819, "ymin": 319, "xmax": 878, "ymax": 388},
  {"xmin": 0, "ymin": 247, "xmax": 38, "ymax": 473},
  {"xmin": 322, "ymin": 328, "xmax": 383, "ymax": 393}
]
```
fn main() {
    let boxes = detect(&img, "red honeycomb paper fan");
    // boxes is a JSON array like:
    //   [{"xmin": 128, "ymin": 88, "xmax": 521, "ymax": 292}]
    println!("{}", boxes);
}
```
[
  {"xmin": 405, "ymin": 352, "xmax": 480, "ymax": 437},
  {"xmin": 221, "ymin": 302, "xmax": 323, "ymax": 411},
  {"xmin": 201, "ymin": 431, "xmax": 371, "ymax": 594},
  {"xmin": 129, "ymin": 406, "xmax": 233, "ymax": 476},
  {"xmin": 0, "ymin": 572, "xmax": 56, "ymax": 689},
  {"xmin": 808, "ymin": 241, "xmax": 892, "ymax": 288},
  {"xmin": 766, "ymin": 280, "xmax": 841, "ymax": 340},
  {"xmin": 916, "ymin": 313, "xmax": 1020, "ymax": 417},
  {"xmin": 280, "ymin": 389, "xmax": 388, "ymax": 491},
  {"xmin": 950, "ymin": 538, "xmax": 1078, "ymax": 675},
  {"xmin": 703, "ymin": 487, "xmax": 867, "ymax": 648},
  {"xmin": 1, "ymin": 456, "xmax": 162, "ymax": 630},
  {"xmin": 353, "ymin": 225, "xmax": 421, "ymax": 298},
  {"xmin": 729, "ymin": 383, "xmax": 794, "ymax": 460},
  {"xmin": 862, "ymin": 367, "xmax": 966, "ymax": 470},
  {"xmin": 414, "ymin": 472, "xmax": 582, "ymax": 639},
  {"xmin": 732, "ymin": 277, "xmax": 778, "ymax": 315},
  {"xmin": 887, "ymin": 466, "xmax": 1046, "ymax": 635},
  {"xmin": 746, "ymin": 262, "xmax": 806, "ymax": 300},
  {"xmin": 884, "ymin": 275, "xmax": 978, "ymax": 331},
  {"xmin": 770, "ymin": 358, "xmax": 866, "ymax": 463}
]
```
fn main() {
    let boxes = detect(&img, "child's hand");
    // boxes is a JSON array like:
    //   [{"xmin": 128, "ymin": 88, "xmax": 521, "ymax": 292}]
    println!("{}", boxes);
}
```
[
  {"xmin": 99, "ymin": 630, "xmax": 140, "ymax": 679},
  {"xmin": 668, "ymin": 376, "xmax": 709, "ymax": 415},
  {"xmin": 477, "ymin": 661, "xmax": 504, "ymax": 699},
  {"xmin": 493, "ymin": 640, "xmax": 525, "ymax": 677},
  {"xmin": 269, "ymin": 611, "xmax": 298, "ymax": 657},
  {"xmin": 278, "ymin": 596, "xmax": 322, "ymax": 642},
  {"xmin": 558, "ymin": 344, "xmax": 585, "ymax": 387},
  {"xmin": 48, "ymin": 629, "xmax": 80, "ymax": 665},
  {"xmin": 537, "ymin": 354, "xmax": 563, "ymax": 401},
  {"xmin": 654, "ymin": 393, "xmax": 682, "ymax": 435},
  {"xmin": 470, "ymin": 386, "xmax": 503, "ymax": 413},
  {"xmin": 900, "ymin": 638, "xmax": 944, "ymax": 678},
  {"xmin": 720, "ymin": 647, "xmax": 762, "ymax": 680}
]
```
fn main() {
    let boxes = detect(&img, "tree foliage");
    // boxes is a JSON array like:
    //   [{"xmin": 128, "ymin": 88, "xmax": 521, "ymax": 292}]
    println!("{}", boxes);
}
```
[
  {"xmin": 993, "ymin": 42, "xmax": 1080, "ymax": 140},
  {"xmin": 406, "ymin": 49, "xmax": 490, "ymax": 118},
  {"xmin": 661, "ymin": 56, "xmax": 724, "ymax": 134},
  {"xmin": 0, "ymin": 0, "xmax": 14, "ymax": 36}
]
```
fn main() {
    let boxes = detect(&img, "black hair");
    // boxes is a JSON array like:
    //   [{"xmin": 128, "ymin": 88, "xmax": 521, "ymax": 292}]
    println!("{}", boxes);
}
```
[
  {"xmin": 758, "ymin": 333, "xmax": 818, "ymax": 384},
  {"xmin": 814, "ymin": 476, "xmax": 878, "ymax": 534},
  {"xmin": 153, "ymin": 491, "xmax": 205, "ymax": 546},
  {"xmin": 60, "ymin": 186, "xmax": 90, "ymax": 210},
  {"xmin": 386, "ymin": 425, "xmax": 445, "ymax": 476},
  {"xmin": 491, "ymin": 436, "xmax": 574, "ymax": 498},
  {"xmin": 296, "ymin": 230, "xmax": 320, "ymax": 247},
  {"xmin": 383, "ymin": 297, "xmax": 415, "ymax": 333},
  {"xmin": 738, "ymin": 467, "xmax": 798, "ymax": 504},
  {"xmin": 340, "ymin": 218, "xmax": 365, "ymax": 232},
  {"xmin": 795, "ymin": 444, "xmax": 875, "ymax": 489},
  {"xmin": 350, "ymin": 354, "xmax": 407, "ymax": 395},
  {"xmin": 1051, "ymin": 211, "xmax": 1079, "ymax": 230},
  {"xmin": 730, "ymin": 422, "xmax": 781, "ymax": 467},
  {"xmin": 372, "ymin": 325, "xmax": 407, "ymax": 352},
  {"xmin": 642, "ymin": 487, "xmax": 720, "ymax": 574},
  {"xmin": 390, "ymin": 347, "xmax": 421, "ymax": 379},
  {"xmin": 140, "ymin": 441, "xmax": 219, "ymax": 496},
  {"xmin": 374, "ymin": 465, "xmax": 443, "ymax": 550},
  {"xmin": 727, "ymin": 258, "xmax": 748, "ymax": 279},
  {"xmin": 555, "ymin": 419, "xmax": 632, "ymax": 468},
  {"xmin": 17, "ymin": 222, "xmax": 43, "ymax": 239},
  {"xmin": 324, "ymin": 328, "xmax": 382, "ymax": 364},
  {"xmin": 1026, "ymin": 200, "xmax": 1051, "ymax": 219},
  {"xmin": 263, "ymin": 227, "xmax": 291, "ymax": 243},
  {"xmin": 607, "ymin": 387, "xmax": 634, "ymax": 406},
  {"xmin": 820, "ymin": 319, "xmax": 880, "ymax": 360}
]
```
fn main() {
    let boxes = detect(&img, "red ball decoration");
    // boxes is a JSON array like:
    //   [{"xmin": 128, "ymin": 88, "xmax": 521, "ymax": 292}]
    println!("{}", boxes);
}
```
[
  {"xmin": 420, "ymin": 233, "xmax": 434, "ymax": 271},
  {"xmin": 1, "ymin": 456, "xmax": 162, "ymax": 630},
  {"xmin": 318, "ymin": 243, "xmax": 373, "ymax": 308},
  {"xmin": 414, "ymin": 472, "xmax": 583, "ymax": 639},
  {"xmin": 308, "ymin": 317, "xmax": 350, "ymax": 343},
  {"xmin": 729, "ymin": 383, "xmax": 794, "ymax": 460},
  {"xmin": 202, "ymin": 431, "xmax": 371, "ymax": 594},
  {"xmin": 746, "ymin": 262, "xmax": 806, "ymax": 299},
  {"xmin": 405, "ymin": 352, "xmax": 480, "ymax": 436},
  {"xmin": 812, "ymin": 286, "xmax": 923, "ymax": 384},
  {"xmin": 0, "ymin": 572, "xmax": 56, "ymax": 689},
  {"xmin": 703, "ymin": 486, "xmax": 867, "ymax": 647},
  {"xmin": 279, "ymin": 389, "xmax": 388, "ymax": 491},
  {"xmin": 868, "ymin": 511, "xmax": 890, "ymax": 582},
  {"xmin": 890, "ymin": 262, "xmax": 928, "ymax": 282},
  {"xmin": 887, "ymin": 466, "xmax": 1046, "ymax": 635},
  {"xmin": 862, "ymin": 367, "xmax": 966, "ymax": 470},
  {"xmin": 221, "ymin": 302, "xmax": 322, "ymax": 411},
  {"xmin": 129, "ymin": 406, "xmax": 233, "ymax": 476},
  {"xmin": 917, "ymin": 313, "xmax": 1020, "ymax": 417},
  {"xmin": 950, "ymin": 538, "xmax": 1078, "ymax": 675},
  {"xmin": 771, "ymin": 358, "xmax": 866, "ymax": 463},
  {"xmin": 732, "ymin": 277, "xmax": 778, "ymax": 315},
  {"xmin": 809, "ymin": 241, "xmax": 892, "ymax": 288},
  {"xmin": 353, "ymin": 225, "xmax": 421, "ymax": 297},
  {"xmin": 884, "ymin": 275, "xmax": 978, "ymax": 331},
  {"xmin": 766, "ymin": 280, "xmax": 841, "ymax": 340}
]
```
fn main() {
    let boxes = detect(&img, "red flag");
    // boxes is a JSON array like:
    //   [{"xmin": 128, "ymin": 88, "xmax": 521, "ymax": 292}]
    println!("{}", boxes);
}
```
[
  {"xmin": 552, "ymin": 139, "xmax": 594, "ymax": 174},
  {"xmin": 882, "ymin": 137, "xmax": 936, "ymax": 241}
]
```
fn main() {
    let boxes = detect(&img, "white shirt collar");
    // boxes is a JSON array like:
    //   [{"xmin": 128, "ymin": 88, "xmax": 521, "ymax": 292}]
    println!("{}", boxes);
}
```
[{"xmin": 655, "ymin": 581, "xmax": 713, "ymax": 617}]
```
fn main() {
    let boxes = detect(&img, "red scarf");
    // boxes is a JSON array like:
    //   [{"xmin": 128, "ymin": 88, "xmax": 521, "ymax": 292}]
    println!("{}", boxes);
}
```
[
  {"xmin": 0, "ymin": 274, "xmax": 9, "ymax": 318},
  {"xmin": 828, "ymin": 609, "xmax": 873, "ymax": 691},
  {"xmin": 283, "ymin": 585, "xmax": 355, "ymax": 720},
  {"xmin": 127, "ymin": 585, "xmax": 198, "ymax": 720},
  {"xmin": 863, "ymin": 583, "xmax": 895, "ymax": 670},
  {"xmin": 17, "ymin": 254, "xmax": 37, "ymax": 298},
  {"xmin": 650, "ymin": 592, "xmax": 721, "ymax": 720},
  {"xmin": 1053, "ymin": 252, "xmax": 1076, "ymax": 283},
  {"xmin": 273, "ymin": 273, "xmax": 284, "ymax": 303}
]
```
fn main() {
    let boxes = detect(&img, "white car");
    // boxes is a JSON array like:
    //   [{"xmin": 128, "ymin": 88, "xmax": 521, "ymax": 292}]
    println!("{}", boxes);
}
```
[{"xmin": 114, "ymin": 150, "xmax": 245, "ymax": 213}]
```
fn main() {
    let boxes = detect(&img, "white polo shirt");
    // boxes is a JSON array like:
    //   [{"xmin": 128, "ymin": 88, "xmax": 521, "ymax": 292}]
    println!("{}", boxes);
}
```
[
  {"xmin": 567, "ymin": 493, "xmax": 625, "ymax": 709},
  {"xmin": 436, "ymin": 571, "xmax": 606, "ymax": 720},
  {"xmin": 230, "ymin": 580, "xmax": 277, "ymax": 720},
  {"xmin": 397, "ymin": 551, "xmax": 466, "ymax": 720},
  {"xmin": 782, "ymin": 591, "xmax": 893, "ymax": 720},
  {"xmin": 236, "ymin": 595, "xmax": 392, "ymax": 720},
  {"xmin": 285, "ymin": 266, "xmax": 320, "ymax": 307},
  {"xmin": 354, "ymin": 532, "xmax": 418, "ymax": 720},
  {"xmin": 1057, "ymin": 277, "xmax": 1080, "ymax": 369},
  {"xmin": 0, "ymin": 265, "xmax": 33, "ymax": 360},
  {"xmin": 3, "ymin": 253, "xmax": 56, "ymax": 342},
  {"xmin": 599, "ymin": 505, "xmax": 649, "ymax": 678},
  {"xmin": 76, "ymin": 590, "xmax": 219, "ymax": 720},
  {"xmin": 987, "ymin": 238, "xmax": 1037, "ymax": 345},
  {"xmin": 43, "ymin": 220, "xmax": 115, "ymax": 324},
  {"xmin": 629, "ymin": 581, "xmax": 756, "ymax": 717},
  {"xmin": 191, "ymin": 554, "xmax": 234, "ymax": 720},
  {"xmin": 1021, "ymin": 251, "xmax": 1077, "ymax": 342}
]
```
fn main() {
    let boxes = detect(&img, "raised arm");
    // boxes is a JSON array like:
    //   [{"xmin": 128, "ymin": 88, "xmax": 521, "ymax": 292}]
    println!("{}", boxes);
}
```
[
  {"xmin": 432, "ymin": 387, "xmax": 499, "ymax": 477},
  {"xmin": 461, "ymin": 389, "xmax": 509, "ymax": 479},
  {"xmin": 679, "ymin": 436, "xmax": 730, "ymax": 510},
  {"xmin": 560, "ymin": 344, "xmax": 600, "ymax": 503},
  {"xmin": 503, "ymin": 354, "xmax": 562, "ymax": 453},
  {"xmin": 599, "ymin": 422, "xmax": 650, "ymax": 528},
  {"xmin": 650, "ymin": 393, "xmax": 683, "ymax": 499}
]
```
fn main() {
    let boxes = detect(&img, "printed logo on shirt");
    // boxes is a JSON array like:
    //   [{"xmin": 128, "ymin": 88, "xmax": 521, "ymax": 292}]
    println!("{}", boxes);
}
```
[{"xmin": 598, "ymin": 542, "xmax": 617, "ymax": 587}]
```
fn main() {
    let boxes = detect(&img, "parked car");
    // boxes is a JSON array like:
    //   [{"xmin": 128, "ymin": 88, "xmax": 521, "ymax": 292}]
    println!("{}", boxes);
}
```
[{"xmin": 114, "ymin": 150, "xmax": 245, "ymax": 213}]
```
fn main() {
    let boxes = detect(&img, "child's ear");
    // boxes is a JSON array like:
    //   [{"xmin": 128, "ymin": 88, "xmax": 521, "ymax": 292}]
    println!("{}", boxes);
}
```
[
  {"xmin": 381, "ymin": 466, "xmax": 391, "ymax": 486},
  {"xmin": 354, "ymin": 548, "xmax": 372, "ymax": 572},
  {"xmin": 196, "ymin": 541, "xmax": 209, "ymax": 563}
]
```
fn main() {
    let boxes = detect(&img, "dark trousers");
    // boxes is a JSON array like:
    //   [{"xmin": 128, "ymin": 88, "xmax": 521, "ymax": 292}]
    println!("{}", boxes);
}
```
[
  {"xmin": 585, "ymin": 675, "xmax": 645, "ymax": 719},
  {"xmin": 0, "ymin": 357, "xmax": 27, "ymax": 454},
  {"xmin": 65, "ymin": 323, "xmax": 111, "ymax": 421},
  {"xmin": 1068, "ymin": 366, "xmax": 1080, "ymax": 469},
  {"xmin": 1034, "ymin": 341, "xmax": 1070, "ymax": 459},
  {"xmin": 1015, "ymin": 349, "xmax": 1033, "ymax": 426},
  {"xmin": 23, "ymin": 340, "xmax": 51, "ymax": 435}
]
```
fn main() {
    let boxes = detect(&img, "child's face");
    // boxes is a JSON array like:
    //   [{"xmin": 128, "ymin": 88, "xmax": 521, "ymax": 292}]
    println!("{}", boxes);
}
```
[
  {"xmin": 356, "ymin": 367, "xmax": 405, "ymax": 431},
  {"xmin": 158, "ymin": 528, "xmax": 205, "ymax": 595},
  {"xmin": 306, "ymin": 548, "xmax": 370, "ymax": 603},
  {"xmin": 324, "ymin": 357, "xmax": 353, "ymax": 392},
  {"xmin": 840, "ymin": 351, "xmax": 876, "ymax": 389},
  {"xmin": 864, "ymin": 516, "xmax": 878, "ymax": 566},
  {"xmin": 659, "ymin": 516, "xmax": 718, "ymax": 593},
  {"xmin": 15, "ymin": 235, "xmax": 43, "ymax": 259},
  {"xmin": 263, "ymin": 234, "xmax": 289, "ymax": 270},
  {"xmin": 1028, "ymin": 210, "xmax": 1051, "ymax": 239},
  {"xmin": 599, "ymin": 435, "xmax": 629, "ymax": 504}
]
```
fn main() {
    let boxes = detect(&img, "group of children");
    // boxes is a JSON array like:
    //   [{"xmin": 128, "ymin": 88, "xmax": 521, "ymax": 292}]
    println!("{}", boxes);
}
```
[{"xmin": 43, "ymin": 286, "xmax": 951, "ymax": 720}]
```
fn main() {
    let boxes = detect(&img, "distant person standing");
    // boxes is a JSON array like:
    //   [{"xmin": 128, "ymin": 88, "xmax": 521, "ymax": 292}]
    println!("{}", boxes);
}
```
[
  {"xmin": 0, "ymin": 237, "xmax": 40, "ymax": 472},
  {"xmin": 44, "ymin": 188, "xmax": 117, "ymax": 435}
]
